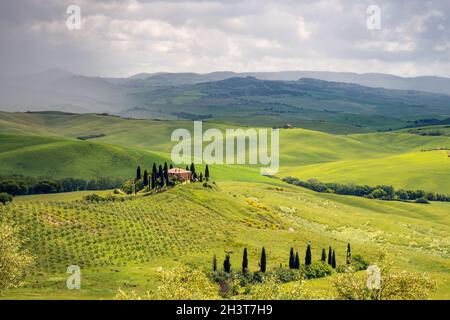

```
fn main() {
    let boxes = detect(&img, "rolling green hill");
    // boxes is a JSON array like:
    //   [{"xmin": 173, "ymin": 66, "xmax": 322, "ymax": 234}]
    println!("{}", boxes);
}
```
[
  {"xmin": 0, "ymin": 111, "xmax": 449, "ymax": 300},
  {"xmin": 0, "ymin": 134, "xmax": 168, "ymax": 179},
  {"xmin": 1, "ymin": 181, "xmax": 449, "ymax": 299},
  {"xmin": 1, "ymin": 112, "xmax": 449, "ymax": 193},
  {"xmin": 281, "ymin": 150, "xmax": 450, "ymax": 193}
]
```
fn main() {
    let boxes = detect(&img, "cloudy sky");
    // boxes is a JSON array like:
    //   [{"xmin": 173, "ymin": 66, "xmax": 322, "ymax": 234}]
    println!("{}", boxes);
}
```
[{"xmin": 1, "ymin": 0, "xmax": 449, "ymax": 77}]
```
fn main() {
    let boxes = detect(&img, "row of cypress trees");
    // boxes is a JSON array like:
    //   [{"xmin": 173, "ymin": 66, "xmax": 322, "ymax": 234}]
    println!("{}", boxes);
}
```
[
  {"xmin": 215, "ymin": 247, "xmax": 267, "ymax": 274},
  {"xmin": 136, "ymin": 162, "xmax": 171, "ymax": 190},
  {"xmin": 214, "ymin": 243, "xmax": 352, "ymax": 273},
  {"xmin": 136, "ymin": 163, "xmax": 210, "ymax": 189}
]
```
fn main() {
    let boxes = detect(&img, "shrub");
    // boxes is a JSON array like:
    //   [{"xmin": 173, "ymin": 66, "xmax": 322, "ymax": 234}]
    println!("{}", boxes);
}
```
[
  {"xmin": 271, "ymin": 267, "xmax": 304, "ymax": 283},
  {"xmin": 352, "ymin": 254, "xmax": 370, "ymax": 271},
  {"xmin": 0, "ymin": 224, "xmax": 34, "ymax": 291},
  {"xmin": 242, "ymin": 275, "xmax": 310, "ymax": 300},
  {"xmin": 83, "ymin": 194, "xmax": 118, "ymax": 202},
  {"xmin": 333, "ymin": 250, "xmax": 436, "ymax": 300},
  {"xmin": 0, "ymin": 193, "xmax": 13, "ymax": 205},
  {"xmin": 303, "ymin": 262, "xmax": 333, "ymax": 279},
  {"xmin": 368, "ymin": 188, "xmax": 387, "ymax": 199},
  {"xmin": 116, "ymin": 266, "xmax": 220, "ymax": 300},
  {"xmin": 415, "ymin": 197, "xmax": 430, "ymax": 204}
]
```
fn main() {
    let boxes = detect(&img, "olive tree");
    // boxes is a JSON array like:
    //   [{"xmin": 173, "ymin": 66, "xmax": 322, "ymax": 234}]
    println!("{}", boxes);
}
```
[
  {"xmin": 0, "ymin": 224, "xmax": 34, "ymax": 291},
  {"xmin": 333, "ymin": 249, "xmax": 436, "ymax": 300}
]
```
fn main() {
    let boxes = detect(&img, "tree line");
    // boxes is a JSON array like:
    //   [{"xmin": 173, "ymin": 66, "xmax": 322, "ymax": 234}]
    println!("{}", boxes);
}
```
[
  {"xmin": 283, "ymin": 177, "xmax": 450, "ymax": 203},
  {"xmin": 0, "ymin": 175, "xmax": 123, "ymax": 196}
]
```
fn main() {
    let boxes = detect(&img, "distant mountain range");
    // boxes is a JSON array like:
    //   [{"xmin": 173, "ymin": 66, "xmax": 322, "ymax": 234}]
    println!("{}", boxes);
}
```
[
  {"xmin": 1, "ymin": 69, "xmax": 450, "ymax": 131},
  {"xmin": 121, "ymin": 70, "xmax": 450, "ymax": 95}
]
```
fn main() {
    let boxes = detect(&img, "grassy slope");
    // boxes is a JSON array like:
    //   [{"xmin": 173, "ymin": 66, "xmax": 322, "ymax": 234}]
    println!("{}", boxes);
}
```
[
  {"xmin": 1, "ymin": 181, "xmax": 449, "ymax": 299},
  {"xmin": 0, "ymin": 134, "xmax": 168, "ymax": 179},
  {"xmin": 1, "ymin": 112, "xmax": 449, "ymax": 192},
  {"xmin": 278, "ymin": 131, "xmax": 450, "ymax": 192},
  {"xmin": 0, "ymin": 112, "xmax": 449, "ymax": 299},
  {"xmin": 282, "ymin": 150, "xmax": 449, "ymax": 193}
]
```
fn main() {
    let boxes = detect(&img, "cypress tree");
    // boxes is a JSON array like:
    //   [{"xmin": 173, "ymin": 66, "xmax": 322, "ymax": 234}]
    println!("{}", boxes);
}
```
[
  {"xmin": 294, "ymin": 252, "xmax": 300, "ymax": 269},
  {"xmin": 143, "ymin": 170, "xmax": 149, "ymax": 188},
  {"xmin": 242, "ymin": 248, "xmax": 248, "ymax": 274},
  {"xmin": 186, "ymin": 165, "xmax": 189, "ymax": 171},
  {"xmin": 158, "ymin": 165, "xmax": 164, "ymax": 187},
  {"xmin": 305, "ymin": 244, "xmax": 312, "ymax": 266},
  {"xmin": 151, "ymin": 173, "xmax": 156, "ymax": 189},
  {"xmin": 321, "ymin": 248, "xmax": 326, "ymax": 263},
  {"xmin": 170, "ymin": 164, "xmax": 173, "ymax": 169},
  {"xmin": 260, "ymin": 247, "xmax": 267, "ymax": 273},
  {"xmin": 224, "ymin": 254, "xmax": 231, "ymax": 273},
  {"xmin": 190, "ymin": 163, "xmax": 196, "ymax": 175},
  {"xmin": 136, "ymin": 166, "xmax": 142, "ymax": 181},
  {"xmin": 328, "ymin": 247, "xmax": 332, "ymax": 265},
  {"xmin": 289, "ymin": 247, "xmax": 295, "ymax": 269},
  {"xmin": 163, "ymin": 162, "xmax": 169, "ymax": 186},
  {"xmin": 151, "ymin": 163, "xmax": 157, "ymax": 189},
  {"xmin": 346, "ymin": 242, "xmax": 351, "ymax": 265},
  {"xmin": 205, "ymin": 164, "xmax": 210, "ymax": 181},
  {"xmin": 199, "ymin": 172, "xmax": 203, "ymax": 182},
  {"xmin": 213, "ymin": 254, "xmax": 217, "ymax": 272},
  {"xmin": 332, "ymin": 250, "xmax": 336, "ymax": 269}
]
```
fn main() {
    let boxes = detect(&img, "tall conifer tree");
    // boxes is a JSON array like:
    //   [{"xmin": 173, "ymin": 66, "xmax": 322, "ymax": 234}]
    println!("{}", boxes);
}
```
[
  {"xmin": 163, "ymin": 162, "xmax": 169, "ymax": 186},
  {"xmin": 143, "ymin": 170, "xmax": 149, "ymax": 188},
  {"xmin": 242, "ymin": 248, "xmax": 248, "ymax": 274},
  {"xmin": 305, "ymin": 244, "xmax": 312, "ymax": 266},
  {"xmin": 289, "ymin": 247, "xmax": 295, "ymax": 269},
  {"xmin": 224, "ymin": 254, "xmax": 231, "ymax": 273},
  {"xmin": 321, "ymin": 248, "xmax": 327, "ymax": 263},
  {"xmin": 205, "ymin": 164, "xmax": 210, "ymax": 181},
  {"xmin": 158, "ymin": 165, "xmax": 164, "ymax": 187},
  {"xmin": 260, "ymin": 247, "xmax": 267, "ymax": 273},
  {"xmin": 136, "ymin": 166, "xmax": 142, "ymax": 181},
  {"xmin": 346, "ymin": 242, "xmax": 351, "ymax": 265},
  {"xmin": 294, "ymin": 252, "xmax": 300, "ymax": 269},
  {"xmin": 332, "ymin": 250, "xmax": 336, "ymax": 269}
]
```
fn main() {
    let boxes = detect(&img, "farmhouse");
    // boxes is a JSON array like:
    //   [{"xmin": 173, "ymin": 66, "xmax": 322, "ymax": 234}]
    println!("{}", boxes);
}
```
[{"xmin": 168, "ymin": 168, "xmax": 192, "ymax": 183}]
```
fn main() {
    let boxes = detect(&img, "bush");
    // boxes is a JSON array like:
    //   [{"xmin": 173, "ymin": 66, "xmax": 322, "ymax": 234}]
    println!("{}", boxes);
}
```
[
  {"xmin": 0, "ymin": 224, "xmax": 34, "ymax": 291},
  {"xmin": 271, "ymin": 268, "xmax": 303, "ymax": 283},
  {"xmin": 0, "ymin": 193, "xmax": 13, "ymax": 205},
  {"xmin": 368, "ymin": 188, "xmax": 387, "ymax": 199},
  {"xmin": 415, "ymin": 197, "xmax": 430, "ymax": 204},
  {"xmin": 303, "ymin": 262, "xmax": 333, "ymax": 279},
  {"xmin": 333, "ymin": 250, "xmax": 436, "ymax": 300},
  {"xmin": 352, "ymin": 254, "xmax": 370, "ymax": 271},
  {"xmin": 117, "ymin": 266, "xmax": 220, "ymax": 300},
  {"xmin": 83, "ymin": 194, "xmax": 118, "ymax": 202}
]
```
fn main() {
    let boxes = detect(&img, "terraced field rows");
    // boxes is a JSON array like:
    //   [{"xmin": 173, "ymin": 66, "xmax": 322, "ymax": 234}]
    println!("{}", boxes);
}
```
[{"xmin": 0, "ymin": 194, "xmax": 231, "ymax": 272}]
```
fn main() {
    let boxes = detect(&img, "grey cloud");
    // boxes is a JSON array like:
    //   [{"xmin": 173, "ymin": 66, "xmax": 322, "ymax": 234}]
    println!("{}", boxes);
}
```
[{"xmin": 0, "ymin": 0, "xmax": 449, "ymax": 77}]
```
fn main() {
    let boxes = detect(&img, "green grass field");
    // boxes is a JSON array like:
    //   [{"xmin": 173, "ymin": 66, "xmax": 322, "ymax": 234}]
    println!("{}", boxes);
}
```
[
  {"xmin": 1, "ymin": 181, "xmax": 449, "ymax": 299},
  {"xmin": 0, "ymin": 111, "xmax": 449, "ymax": 299},
  {"xmin": 1, "ymin": 112, "xmax": 449, "ymax": 192}
]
